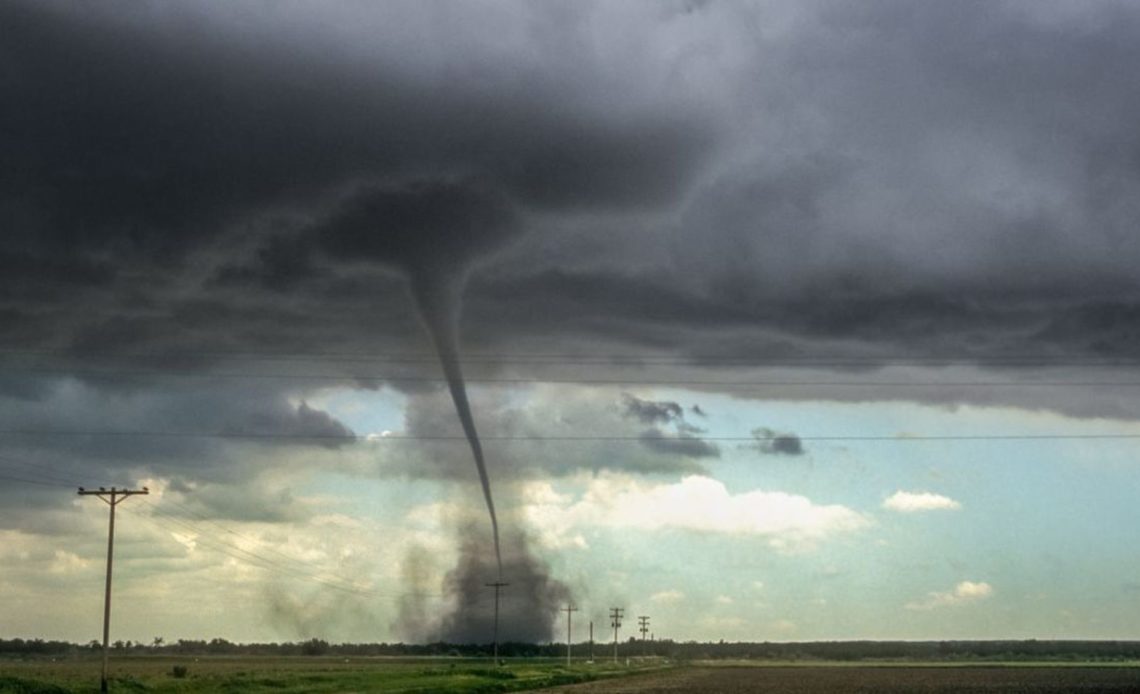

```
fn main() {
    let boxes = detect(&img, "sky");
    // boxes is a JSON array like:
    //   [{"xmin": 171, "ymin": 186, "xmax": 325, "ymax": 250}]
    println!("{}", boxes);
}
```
[{"xmin": 3, "ymin": 0, "xmax": 1140, "ymax": 645}]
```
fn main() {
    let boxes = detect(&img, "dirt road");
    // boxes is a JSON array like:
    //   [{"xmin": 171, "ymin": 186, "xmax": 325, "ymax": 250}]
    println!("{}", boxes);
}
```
[{"xmin": 529, "ymin": 665, "xmax": 1140, "ymax": 693}]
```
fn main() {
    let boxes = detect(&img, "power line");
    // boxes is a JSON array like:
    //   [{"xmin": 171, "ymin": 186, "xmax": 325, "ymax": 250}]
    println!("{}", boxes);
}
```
[
  {"xmin": 2, "ymin": 429, "xmax": 1140, "ymax": 442},
  {"xmin": 0, "ymin": 471, "xmax": 73, "ymax": 488},
  {"xmin": 0, "ymin": 456, "xmax": 442, "ymax": 603},
  {"xmin": 10, "ymin": 365, "xmax": 1140, "ymax": 388},
  {"xmin": 125, "ymin": 502, "xmax": 448, "ymax": 602},
  {"xmin": 0, "ymin": 456, "xmax": 89, "ymax": 487},
  {"xmin": 141, "ymin": 494, "xmax": 336, "ymax": 571},
  {"xmin": 6, "ymin": 346, "xmax": 1140, "ymax": 367},
  {"xmin": 124, "ymin": 506, "xmax": 463, "ymax": 604},
  {"xmin": 0, "ymin": 459, "xmax": 96, "ymax": 490}
]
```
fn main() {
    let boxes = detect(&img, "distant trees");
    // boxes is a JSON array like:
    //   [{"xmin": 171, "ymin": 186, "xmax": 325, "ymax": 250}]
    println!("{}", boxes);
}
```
[
  {"xmin": 301, "ymin": 638, "xmax": 329, "ymax": 656},
  {"xmin": 3, "ymin": 637, "xmax": 1140, "ymax": 661}
]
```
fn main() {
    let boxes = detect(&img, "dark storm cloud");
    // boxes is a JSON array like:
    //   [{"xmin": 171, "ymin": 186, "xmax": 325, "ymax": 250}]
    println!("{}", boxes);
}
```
[
  {"xmin": 0, "ymin": 378, "xmax": 357, "ymax": 498},
  {"xmin": 751, "ymin": 428, "xmax": 805, "ymax": 457},
  {"xmin": 3, "ymin": 0, "xmax": 1140, "ymax": 497},
  {"xmin": 619, "ymin": 393, "xmax": 718, "ymax": 457},
  {"xmin": 372, "ymin": 387, "xmax": 708, "ymax": 480},
  {"xmin": 8, "ymin": 0, "xmax": 1140, "ymax": 647},
  {"xmin": 622, "ymin": 394, "xmax": 684, "ymax": 425},
  {"xmin": 312, "ymin": 180, "xmax": 519, "ymax": 277},
  {"xmin": 638, "ymin": 427, "xmax": 721, "ymax": 459},
  {"xmin": 223, "ymin": 402, "xmax": 357, "ymax": 449},
  {"xmin": 0, "ymin": 2, "xmax": 709, "ymax": 264}
]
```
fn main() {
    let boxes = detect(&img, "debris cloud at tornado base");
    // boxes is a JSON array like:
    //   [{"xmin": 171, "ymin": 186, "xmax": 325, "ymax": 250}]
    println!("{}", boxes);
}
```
[{"xmin": 395, "ymin": 527, "xmax": 571, "ymax": 644}]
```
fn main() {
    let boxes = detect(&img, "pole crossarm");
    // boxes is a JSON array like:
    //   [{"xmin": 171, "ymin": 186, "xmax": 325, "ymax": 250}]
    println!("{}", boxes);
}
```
[{"xmin": 78, "ymin": 486, "xmax": 149, "ymax": 504}]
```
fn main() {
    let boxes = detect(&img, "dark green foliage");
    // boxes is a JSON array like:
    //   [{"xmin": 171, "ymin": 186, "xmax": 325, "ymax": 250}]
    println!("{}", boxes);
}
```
[
  {"xmin": 0, "ymin": 676, "xmax": 70, "ymax": 694},
  {"xmin": 170, "ymin": 665, "xmax": 188, "ymax": 678},
  {"xmin": 299, "ymin": 639, "xmax": 329, "ymax": 656}
]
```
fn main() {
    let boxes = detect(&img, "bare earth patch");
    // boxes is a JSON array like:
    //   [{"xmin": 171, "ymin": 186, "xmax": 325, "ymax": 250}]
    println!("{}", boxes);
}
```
[{"xmin": 528, "ymin": 665, "xmax": 1140, "ymax": 693}]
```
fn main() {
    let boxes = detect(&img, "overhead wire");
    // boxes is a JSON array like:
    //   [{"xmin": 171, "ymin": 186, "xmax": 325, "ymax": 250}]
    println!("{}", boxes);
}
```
[
  {"xmin": 7, "ymin": 365, "xmax": 1140, "ymax": 388},
  {"xmin": 4, "ymin": 346, "xmax": 1140, "ymax": 367},
  {"xmin": 126, "ymin": 502, "xmax": 389, "ymax": 600},
  {"xmin": 1, "ymin": 429, "xmax": 1140, "ymax": 442},
  {"xmin": 0, "ymin": 457, "xmax": 446, "ymax": 602},
  {"xmin": 0, "ymin": 455, "xmax": 86, "ymax": 487}
]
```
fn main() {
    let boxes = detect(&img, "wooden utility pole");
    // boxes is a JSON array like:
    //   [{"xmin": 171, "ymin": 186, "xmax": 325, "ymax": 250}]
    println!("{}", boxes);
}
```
[
  {"xmin": 485, "ymin": 581, "xmax": 509, "ymax": 664},
  {"xmin": 562, "ymin": 604, "xmax": 578, "ymax": 666},
  {"xmin": 78, "ymin": 486, "xmax": 149, "ymax": 694},
  {"xmin": 609, "ymin": 607, "xmax": 624, "ymax": 664},
  {"xmin": 589, "ymin": 621, "xmax": 594, "ymax": 662},
  {"xmin": 638, "ymin": 616, "xmax": 650, "ymax": 656}
]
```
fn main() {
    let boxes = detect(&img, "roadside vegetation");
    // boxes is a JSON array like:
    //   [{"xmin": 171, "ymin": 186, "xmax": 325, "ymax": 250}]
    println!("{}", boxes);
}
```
[{"xmin": 0, "ymin": 656, "xmax": 668, "ymax": 694}]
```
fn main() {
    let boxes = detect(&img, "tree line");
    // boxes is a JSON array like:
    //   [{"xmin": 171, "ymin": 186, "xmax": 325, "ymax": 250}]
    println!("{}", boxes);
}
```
[{"xmin": 3, "ymin": 637, "xmax": 1140, "ymax": 661}]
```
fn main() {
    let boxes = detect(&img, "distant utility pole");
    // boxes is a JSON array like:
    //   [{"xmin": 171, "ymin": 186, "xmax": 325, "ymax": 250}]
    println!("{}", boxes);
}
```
[
  {"xmin": 485, "ymin": 581, "xmax": 509, "ymax": 664},
  {"xmin": 563, "ymin": 604, "xmax": 578, "ymax": 667},
  {"xmin": 609, "ymin": 607, "xmax": 624, "ymax": 664},
  {"xmin": 638, "ymin": 616, "xmax": 650, "ymax": 656},
  {"xmin": 589, "ymin": 621, "xmax": 594, "ymax": 662},
  {"xmin": 78, "ymin": 486, "xmax": 149, "ymax": 694}
]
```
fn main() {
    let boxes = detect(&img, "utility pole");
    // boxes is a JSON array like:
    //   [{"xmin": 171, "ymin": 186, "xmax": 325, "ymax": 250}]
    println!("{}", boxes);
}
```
[
  {"xmin": 78, "ymin": 486, "xmax": 149, "ymax": 694},
  {"xmin": 589, "ymin": 621, "xmax": 594, "ymax": 662},
  {"xmin": 485, "ymin": 581, "xmax": 509, "ymax": 664},
  {"xmin": 638, "ymin": 616, "xmax": 650, "ymax": 657},
  {"xmin": 562, "ymin": 604, "xmax": 578, "ymax": 667},
  {"xmin": 609, "ymin": 607, "xmax": 624, "ymax": 664}
]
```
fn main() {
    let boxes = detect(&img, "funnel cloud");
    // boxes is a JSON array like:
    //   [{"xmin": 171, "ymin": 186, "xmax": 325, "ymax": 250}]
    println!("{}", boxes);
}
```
[{"xmin": 314, "ymin": 179, "xmax": 521, "ymax": 573}]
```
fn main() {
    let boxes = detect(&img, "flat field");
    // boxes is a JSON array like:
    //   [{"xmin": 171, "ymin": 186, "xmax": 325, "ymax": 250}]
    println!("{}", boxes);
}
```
[
  {"xmin": 0, "ymin": 656, "xmax": 658, "ymax": 694},
  {"xmin": 6, "ymin": 659, "xmax": 1140, "ymax": 693},
  {"xmin": 534, "ymin": 663, "xmax": 1140, "ymax": 693}
]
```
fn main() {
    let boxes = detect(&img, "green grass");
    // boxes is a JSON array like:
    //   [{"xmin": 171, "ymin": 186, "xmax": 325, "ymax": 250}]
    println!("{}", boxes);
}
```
[{"xmin": 0, "ymin": 656, "xmax": 669, "ymax": 693}]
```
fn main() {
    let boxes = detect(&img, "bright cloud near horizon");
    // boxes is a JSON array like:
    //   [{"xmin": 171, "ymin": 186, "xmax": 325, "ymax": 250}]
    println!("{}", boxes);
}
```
[
  {"xmin": 882, "ymin": 491, "xmax": 962, "ymax": 513},
  {"xmin": 3, "ymin": 0, "xmax": 1140, "ymax": 646}
]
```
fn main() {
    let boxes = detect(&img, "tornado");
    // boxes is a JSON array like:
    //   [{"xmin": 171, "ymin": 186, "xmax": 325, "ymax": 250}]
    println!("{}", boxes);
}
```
[
  {"xmin": 409, "ymin": 270, "xmax": 502, "ymax": 575},
  {"xmin": 315, "ymin": 178, "xmax": 517, "ymax": 578}
]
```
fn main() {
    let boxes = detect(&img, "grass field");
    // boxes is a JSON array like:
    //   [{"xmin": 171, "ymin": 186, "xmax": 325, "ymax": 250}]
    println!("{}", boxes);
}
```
[
  {"xmin": 6, "ymin": 657, "xmax": 1140, "ymax": 693},
  {"xmin": 0, "ymin": 656, "xmax": 664, "ymax": 694}
]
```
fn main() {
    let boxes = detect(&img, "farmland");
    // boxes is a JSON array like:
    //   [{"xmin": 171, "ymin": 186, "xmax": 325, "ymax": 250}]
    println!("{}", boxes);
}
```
[
  {"xmin": 5, "ymin": 658, "xmax": 1140, "ymax": 693},
  {"xmin": 0, "ymin": 656, "xmax": 660, "ymax": 694},
  {"xmin": 542, "ymin": 663, "xmax": 1140, "ymax": 693}
]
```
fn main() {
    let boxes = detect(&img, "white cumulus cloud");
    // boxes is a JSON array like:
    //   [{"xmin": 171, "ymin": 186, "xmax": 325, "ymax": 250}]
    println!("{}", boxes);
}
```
[
  {"xmin": 522, "ymin": 474, "xmax": 868, "ymax": 552},
  {"xmin": 651, "ymin": 589, "xmax": 685, "ymax": 604},
  {"xmin": 906, "ymin": 580, "xmax": 994, "ymax": 610},
  {"xmin": 883, "ymin": 490, "xmax": 962, "ymax": 513}
]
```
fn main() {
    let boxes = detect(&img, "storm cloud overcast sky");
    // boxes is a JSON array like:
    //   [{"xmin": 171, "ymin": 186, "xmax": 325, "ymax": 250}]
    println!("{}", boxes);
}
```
[{"xmin": 4, "ymin": 0, "xmax": 1140, "ymax": 644}]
